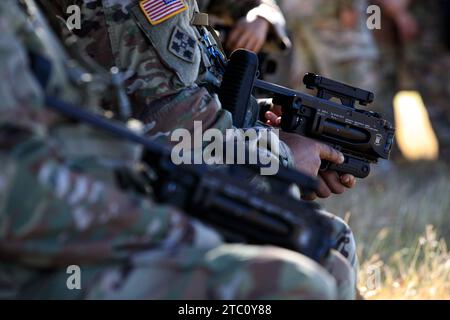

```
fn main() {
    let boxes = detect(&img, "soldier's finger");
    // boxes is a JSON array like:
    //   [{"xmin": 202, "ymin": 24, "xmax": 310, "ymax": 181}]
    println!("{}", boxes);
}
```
[
  {"xmin": 226, "ymin": 27, "xmax": 243, "ymax": 50},
  {"xmin": 302, "ymin": 192, "xmax": 318, "ymax": 201},
  {"xmin": 318, "ymin": 143, "xmax": 345, "ymax": 164},
  {"xmin": 265, "ymin": 111, "xmax": 280, "ymax": 125},
  {"xmin": 253, "ymin": 38, "xmax": 264, "ymax": 53},
  {"xmin": 271, "ymin": 104, "xmax": 282, "ymax": 116},
  {"xmin": 320, "ymin": 171, "xmax": 346, "ymax": 195},
  {"xmin": 340, "ymin": 174, "xmax": 356, "ymax": 188},
  {"xmin": 234, "ymin": 32, "xmax": 253, "ymax": 50},
  {"xmin": 244, "ymin": 37, "xmax": 258, "ymax": 52},
  {"xmin": 316, "ymin": 177, "xmax": 332, "ymax": 199},
  {"xmin": 251, "ymin": 38, "xmax": 263, "ymax": 52}
]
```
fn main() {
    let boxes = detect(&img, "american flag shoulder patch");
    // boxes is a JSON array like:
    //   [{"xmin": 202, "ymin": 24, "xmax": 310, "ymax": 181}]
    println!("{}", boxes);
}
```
[{"xmin": 140, "ymin": 0, "xmax": 188, "ymax": 26}]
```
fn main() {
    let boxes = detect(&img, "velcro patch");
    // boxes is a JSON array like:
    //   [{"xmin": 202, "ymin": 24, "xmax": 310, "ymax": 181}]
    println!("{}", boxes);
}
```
[
  {"xmin": 140, "ymin": 0, "xmax": 188, "ymax": 26},
  {"xmin": 168, "ymin": 26, "xmax": 196, "ymax": 63}
]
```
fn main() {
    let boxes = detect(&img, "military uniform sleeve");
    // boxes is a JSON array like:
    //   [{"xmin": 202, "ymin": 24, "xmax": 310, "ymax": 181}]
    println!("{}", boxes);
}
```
[
  {"xmin": 44, "ymin": 0, "xmax": 232, "ymax": 136},
  {"xmin": 0, "ymin": 3, "xmax": 220, "ymax": 268}
]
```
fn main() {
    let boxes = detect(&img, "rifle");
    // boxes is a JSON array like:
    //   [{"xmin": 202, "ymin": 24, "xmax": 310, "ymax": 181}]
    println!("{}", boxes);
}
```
[
  {"xmin": 219, "ymin": 50, "xmax": 396, "ymax": 178},
  {"xmin": 45, "ymin": 95, "xmax": 335, "ymax": 263}
]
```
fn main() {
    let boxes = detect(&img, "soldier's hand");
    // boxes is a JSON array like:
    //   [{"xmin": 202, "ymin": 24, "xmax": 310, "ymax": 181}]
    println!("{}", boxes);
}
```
[
  {"xmin": 266, "ymin": 109, "xmax": 356, "ymax": 199},
  {"xmin": 226, "ymin": 17, "xmax": 270, "ymax": 53},
  {"xmin": 279, "ymin": 132, "xmax": 356, "ymax": 200}
]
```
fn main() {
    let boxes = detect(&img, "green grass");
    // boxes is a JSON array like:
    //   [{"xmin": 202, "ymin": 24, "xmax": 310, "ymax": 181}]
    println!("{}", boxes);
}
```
[{"xmin": 320, "ymin": 161, "xmax": 450, "ymax": 299}]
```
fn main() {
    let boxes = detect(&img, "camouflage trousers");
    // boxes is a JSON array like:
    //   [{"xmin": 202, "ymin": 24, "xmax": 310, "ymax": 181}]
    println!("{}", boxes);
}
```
[
  {"xmin": 3, "ymin": 216, "xmax": 357, "ymax": 300},
  {"xmin": 0, "ymin": 134, "xmax": 357, "ymax": 300},
  {"xmin": 0, "ymin": 120, "xmax": 357, "ymax": 301},
  {"xmin": 319, "ymin": 210, "xmax": 358, "ymax": 299}
]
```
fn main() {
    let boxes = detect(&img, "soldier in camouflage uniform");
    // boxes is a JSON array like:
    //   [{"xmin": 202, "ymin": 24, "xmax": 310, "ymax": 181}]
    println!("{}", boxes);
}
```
[
  {"xmin": 264, "ymin": 0, "xmax": 380, "ymax": 109},
  {"xmin": 42, "ymin": 0, "xmax": 361, "ymax": 298},
  {"xmin": 48, "ymin": 0, "xmax": 361, "ymax": 296},
  {"xmin": 46, "ymin": 0, "xmax": 361, "ymax": 193},
  {"xmin": 0, "ymin": 0, "xmax": 356, "ymax": 299}
]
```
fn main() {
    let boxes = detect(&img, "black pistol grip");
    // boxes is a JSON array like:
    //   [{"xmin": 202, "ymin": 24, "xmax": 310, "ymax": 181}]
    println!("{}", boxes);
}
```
[{"xmin": 320, "ymin": 158, "xmax": 371, "ymax": 179}]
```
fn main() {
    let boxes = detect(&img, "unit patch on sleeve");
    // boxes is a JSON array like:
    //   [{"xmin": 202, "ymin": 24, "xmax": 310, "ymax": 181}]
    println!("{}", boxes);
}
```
[{"xmin": 168, "ymin": 26, "xmax": 196, "ymax": 63}]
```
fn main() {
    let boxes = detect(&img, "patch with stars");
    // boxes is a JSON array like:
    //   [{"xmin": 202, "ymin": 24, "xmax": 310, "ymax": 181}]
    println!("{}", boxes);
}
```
[{"xmin": 168, "ymin": 26, "xmax": 197, "ymax": 63}]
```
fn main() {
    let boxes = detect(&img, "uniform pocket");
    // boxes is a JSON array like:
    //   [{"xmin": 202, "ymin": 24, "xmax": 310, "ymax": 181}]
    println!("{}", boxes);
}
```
[{"xmin": 128, "ymin": 1, "xmax": 201, "ymax": 86}]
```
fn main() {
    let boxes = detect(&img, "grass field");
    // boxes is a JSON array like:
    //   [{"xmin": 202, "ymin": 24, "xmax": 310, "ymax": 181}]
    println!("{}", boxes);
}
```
[{"xmin": 320, "ymin": 160, "xmax": 450, "ymax": 299}]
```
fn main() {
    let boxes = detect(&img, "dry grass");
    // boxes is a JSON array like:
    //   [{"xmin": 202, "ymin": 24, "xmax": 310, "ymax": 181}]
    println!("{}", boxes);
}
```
[
  {"xmin": 359, "ymin": 226, "xmax": 450, "ymax": 299},
  {"xmin": 320, "ymin": 160, "xmax": 450, "ymax": 299}
]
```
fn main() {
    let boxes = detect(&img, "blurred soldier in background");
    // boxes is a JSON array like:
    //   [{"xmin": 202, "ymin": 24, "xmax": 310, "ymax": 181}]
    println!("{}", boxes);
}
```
[
  {"xmin": 376, "ymin": 0, "xmax": 450, "ymax": 159},
  {"xmin": 371, "ymin": 0, "xmax": 418, "ymax": 126},
  {"xmin": 373, "ymin": 0, "xmax": 450, "ymax": 160},
  {"xmin": 0, "ymin": 0, "xmax": 356, "ymax": 299},
  {"xmin": 263, "ymin": 0, "xmax": 380, "ymax": 111},
  {"xmin": 407, "ymin": 0, "xmax": 450, "ymax": 160}
]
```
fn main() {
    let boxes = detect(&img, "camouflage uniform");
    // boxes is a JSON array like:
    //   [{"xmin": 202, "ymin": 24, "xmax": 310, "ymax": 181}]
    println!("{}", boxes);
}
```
[
  {"xmin": 0, "ymin": 0, "xmax": 353, "ymax": 300},
  {"xmin": 43, "ymin": 0, "xmax": 359, "ymax": 298},
  {"xmin": 264, "ymin": 0, "xmax": 379, "ymax": 106}
]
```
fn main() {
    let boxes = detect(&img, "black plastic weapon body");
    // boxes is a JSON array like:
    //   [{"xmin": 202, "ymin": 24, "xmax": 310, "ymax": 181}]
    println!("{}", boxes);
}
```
[{"xmin": 219, "ymin": 50, "xmax": 396, "ymax": 178}]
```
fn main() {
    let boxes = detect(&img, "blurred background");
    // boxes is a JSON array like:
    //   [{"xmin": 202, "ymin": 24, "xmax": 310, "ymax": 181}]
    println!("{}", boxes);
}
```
[{"xmin": 210, "ymin": 0, "xmax": 450, "ymax": 299}]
